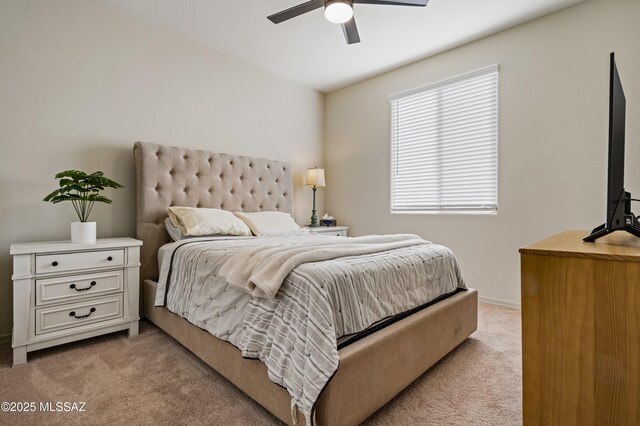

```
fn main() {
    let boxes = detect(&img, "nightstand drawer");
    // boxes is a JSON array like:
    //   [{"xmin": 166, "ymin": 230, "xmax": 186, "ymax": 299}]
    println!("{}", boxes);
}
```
[
  {"xmin": 36, "ymin": 271, "xmax": 123, "ymax": 306},
  {"xmin": 324, "ymin": 230, "xmax": 347, "ymax": 236},
  {"xmin": 305, "ymin": 226, "xmax": 349, "ymax": 237},
  {"xmin": 36, "ymin": 249, "xmax": 124, "ymax": 274},
  {"xmin": 35, "ymin": 295, "xmax": 123, "ymax": 335}
]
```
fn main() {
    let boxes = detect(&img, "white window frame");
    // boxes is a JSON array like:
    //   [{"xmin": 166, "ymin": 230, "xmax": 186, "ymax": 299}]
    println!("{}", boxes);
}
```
[{"xmin": 389, "ymin": 64, "xmax": 499, "ymax": 215}]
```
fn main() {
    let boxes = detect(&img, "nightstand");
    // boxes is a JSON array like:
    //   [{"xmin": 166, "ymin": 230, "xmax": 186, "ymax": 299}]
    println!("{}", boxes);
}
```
[
  {"xmin": 10, "ymin": 238, "xmax": 142, "ymax": 366},
  {"xmin": 305, "ymin": 226, "xmax": 349, "ymax": 237}
]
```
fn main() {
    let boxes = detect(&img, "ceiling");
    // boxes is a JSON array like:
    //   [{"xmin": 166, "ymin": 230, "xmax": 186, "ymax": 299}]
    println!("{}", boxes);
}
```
[{"xmin": 101, "ymin": 0, "xmax": 584, "ymax": 93}]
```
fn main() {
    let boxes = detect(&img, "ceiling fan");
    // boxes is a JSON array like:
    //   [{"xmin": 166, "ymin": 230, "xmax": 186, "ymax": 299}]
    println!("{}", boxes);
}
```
[{"xmin": 267, "ymin": 0, "xmax": 430, "ymax": 45}]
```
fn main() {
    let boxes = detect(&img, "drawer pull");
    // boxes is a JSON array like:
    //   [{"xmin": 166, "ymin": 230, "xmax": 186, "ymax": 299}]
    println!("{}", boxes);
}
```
[
  {"xmin": 52, "ymin": 261, "xmax": 59, "ymax": 267},
  {"xmin": 107, "ymin": 256, "xmax": 113, "ymax": 261},
  {"xmin": 69, "ymin": 281, "xmax": 97, "ymax": 292},
  {"xmin": 69, "ymin": 307, "xmax": 96, "ymax": 319}
]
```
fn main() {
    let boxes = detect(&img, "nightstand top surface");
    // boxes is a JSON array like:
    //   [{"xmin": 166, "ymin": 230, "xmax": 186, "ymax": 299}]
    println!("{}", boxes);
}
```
[
  {"xmin": 304, "ymin": 226, "xmax": 349, "ymax": 230},
  {"xmin": 10, "ymin": 237, "xmax": 142, "ymax": 255}
]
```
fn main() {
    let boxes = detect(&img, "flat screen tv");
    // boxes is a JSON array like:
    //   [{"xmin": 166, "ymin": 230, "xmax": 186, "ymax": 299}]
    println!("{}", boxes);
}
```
[{"xmin": 584, "ymin": 52, "xmax": 640, "ymax": 242}]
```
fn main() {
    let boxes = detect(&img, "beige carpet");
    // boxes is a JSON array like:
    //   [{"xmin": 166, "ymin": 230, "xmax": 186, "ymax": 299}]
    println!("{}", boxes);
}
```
[{"xmin": 0, "ymin": 303, "xmax": 521, "ymax": 425}]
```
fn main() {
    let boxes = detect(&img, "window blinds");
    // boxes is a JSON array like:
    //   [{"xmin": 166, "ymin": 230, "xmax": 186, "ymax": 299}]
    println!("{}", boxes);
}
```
[{"xmin": 390, "ymin": 65, "xmax": 498, "ymax": 213}]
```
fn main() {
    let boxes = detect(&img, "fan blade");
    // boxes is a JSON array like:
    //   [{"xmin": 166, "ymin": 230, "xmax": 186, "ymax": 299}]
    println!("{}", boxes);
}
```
[
  {"xmin": 268, "ymin": 0, "xmax": 325, "ymax": 24},
  {"xmin": 342, "ymin": 17, "xmax": 361, "ymax": 45},
  {"xmin": 354, "ymin": 0, "xmax": 429, "ymax": 6}
]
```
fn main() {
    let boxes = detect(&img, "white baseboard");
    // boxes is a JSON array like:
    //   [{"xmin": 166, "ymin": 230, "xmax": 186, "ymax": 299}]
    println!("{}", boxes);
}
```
[
  {"xmin": 478, "ymin": 296, "xmax": 521, "ymax": 310},
  {"xmin": 0, "ymin": 333, "xmax": 11, "ymax": 345}
]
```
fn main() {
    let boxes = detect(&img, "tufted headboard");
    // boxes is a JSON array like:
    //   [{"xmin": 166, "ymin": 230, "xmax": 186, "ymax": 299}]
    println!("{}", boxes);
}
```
[{"xmin": 134, "ymin": 141, "xmax": 293, "ymax": 283}]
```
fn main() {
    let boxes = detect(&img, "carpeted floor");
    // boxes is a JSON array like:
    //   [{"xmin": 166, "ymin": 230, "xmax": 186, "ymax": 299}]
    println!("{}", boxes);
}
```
[{"xmin": 0, "ymin": 303, "xmax": 521, "ymax": 426}]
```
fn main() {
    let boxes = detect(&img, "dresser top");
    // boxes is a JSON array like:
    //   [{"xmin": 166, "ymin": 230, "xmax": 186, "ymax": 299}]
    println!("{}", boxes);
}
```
[
  {"xmin": 520, "ymin": 230, "xmax": 640, "ymax": 261},
  {"xmin": 10, "ymin": 238, "xmax": 142, "ymax": 255}
]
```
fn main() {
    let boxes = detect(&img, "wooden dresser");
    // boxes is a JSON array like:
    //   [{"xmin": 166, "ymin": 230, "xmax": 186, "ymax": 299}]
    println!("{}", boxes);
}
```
[{"xmin": 520, "ymin": 231, "xmax": 639, "ymax": 425}]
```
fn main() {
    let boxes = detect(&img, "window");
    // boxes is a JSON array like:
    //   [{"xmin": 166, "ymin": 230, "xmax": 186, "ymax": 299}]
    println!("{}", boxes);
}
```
[{"xmin": 390, "ymin": 65, "xmax": 498, "ymax": 213}]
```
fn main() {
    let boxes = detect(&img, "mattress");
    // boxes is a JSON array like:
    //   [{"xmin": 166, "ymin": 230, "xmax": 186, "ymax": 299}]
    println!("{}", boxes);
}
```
[{"xmin": 155, "ymin": 234, "xmax": 467, "ymax": 423}]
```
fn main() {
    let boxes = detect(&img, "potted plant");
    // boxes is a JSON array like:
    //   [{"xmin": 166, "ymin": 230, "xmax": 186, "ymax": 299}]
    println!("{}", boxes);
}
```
[{"xmin": 44, "ymin": 170, "xmax": 124, "ymax": 243}]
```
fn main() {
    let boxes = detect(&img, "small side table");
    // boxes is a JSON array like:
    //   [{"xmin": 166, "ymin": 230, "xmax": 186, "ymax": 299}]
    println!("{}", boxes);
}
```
[{"xmin": 10, "ymin": 238, "xmax": 142, "ymax": 366}]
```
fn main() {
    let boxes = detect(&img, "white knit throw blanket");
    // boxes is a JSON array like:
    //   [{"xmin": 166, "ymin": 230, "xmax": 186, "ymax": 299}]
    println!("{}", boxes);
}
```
[{"xmin": 218, "ymin": 234, "xmax": 428, "ymax": 299}]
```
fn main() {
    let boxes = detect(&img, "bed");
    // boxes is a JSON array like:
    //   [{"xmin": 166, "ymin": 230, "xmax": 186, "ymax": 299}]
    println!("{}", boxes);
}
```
[{"xmin": 134, "ymin": 141, "xmax": 478, "ymax": 425}]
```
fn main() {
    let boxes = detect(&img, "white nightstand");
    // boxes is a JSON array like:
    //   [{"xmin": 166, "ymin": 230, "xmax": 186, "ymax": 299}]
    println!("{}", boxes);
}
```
[
  {"xmin": 10, "ymin": 238, "xmax": 142, "ymax": 366},
  {"xmin": 305, "ymin": 226, "xmax": 349, "ymax": 237}
]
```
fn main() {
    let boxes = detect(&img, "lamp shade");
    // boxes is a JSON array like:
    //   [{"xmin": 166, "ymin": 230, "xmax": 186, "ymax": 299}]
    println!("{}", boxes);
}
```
[
  {"xmin": 306, "ymin": 167, "xmax": 326, "ymax": 187},
  {"xmin": 324, "ymin": 0, "xmax": 353, "ymax": 24}
]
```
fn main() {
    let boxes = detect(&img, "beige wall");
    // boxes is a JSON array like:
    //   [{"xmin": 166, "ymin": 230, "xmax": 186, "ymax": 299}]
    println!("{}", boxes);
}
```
[
  {"xmin": 325, "ymin": 0, "xmax": 640, "ymax": 306},
  {"xmin": 0, "ymin": 0, "xmax": 324, "ymax": 338}
]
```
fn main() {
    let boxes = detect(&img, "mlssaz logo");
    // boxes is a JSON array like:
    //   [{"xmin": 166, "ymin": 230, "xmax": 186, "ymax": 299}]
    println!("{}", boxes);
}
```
[{"xmin": 39, "ymin": 402, "xmax": 87, "ymax": 412}]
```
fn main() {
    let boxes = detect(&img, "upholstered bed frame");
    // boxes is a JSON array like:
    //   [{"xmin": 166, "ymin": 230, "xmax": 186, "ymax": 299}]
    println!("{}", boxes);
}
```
[{"xmin": 134, "ymin": 141, "xmax": 478, "ymax": 425}]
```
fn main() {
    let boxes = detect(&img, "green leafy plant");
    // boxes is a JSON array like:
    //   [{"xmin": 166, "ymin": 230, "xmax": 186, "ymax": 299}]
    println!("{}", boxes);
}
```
[{"xmin": 43, "ymin": 170, "xmax": 124, "ymax": 222}]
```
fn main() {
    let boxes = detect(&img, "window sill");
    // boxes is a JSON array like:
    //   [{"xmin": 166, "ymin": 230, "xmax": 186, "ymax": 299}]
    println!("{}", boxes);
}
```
[{"xmin": 390, "ymin": 210, "xmax": 497, "ymax": 216}]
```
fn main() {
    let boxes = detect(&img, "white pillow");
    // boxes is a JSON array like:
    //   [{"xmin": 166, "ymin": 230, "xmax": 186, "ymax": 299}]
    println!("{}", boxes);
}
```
[
  {"xmin": 168, "ymin": 207, "xmax": 252, "ymax": 237},
  {"xmin": 234, "ymin": 211, "xmax": 302, "ymax": 236},
  {"xmin": 165, "ymin": 217, "xmax": 186, "ymax": 241}
]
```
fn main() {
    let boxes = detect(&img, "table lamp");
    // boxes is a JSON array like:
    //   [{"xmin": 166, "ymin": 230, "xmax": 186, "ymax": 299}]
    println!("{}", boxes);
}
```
[{"xmin": 306, "ymin": 167, "xmax": 325, "ymax": 227}]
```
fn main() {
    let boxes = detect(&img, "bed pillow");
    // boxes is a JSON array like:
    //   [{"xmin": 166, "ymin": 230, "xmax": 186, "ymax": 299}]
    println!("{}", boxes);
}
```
[
  {"xmin": 234, "ymin": 211, "xmax": 303, "ymax": 236},
  {"xmin": 165, "ymin": 217, "xmax": 187, "ymax": 241},
  {"xmin": 168, "ymin": 207, "xmax": 252, "ymax": 237}
]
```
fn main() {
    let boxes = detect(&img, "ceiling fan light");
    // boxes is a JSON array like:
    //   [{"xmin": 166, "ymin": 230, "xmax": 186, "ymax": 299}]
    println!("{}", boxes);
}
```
[{"xmin": 324, "ymin": 0, "xmax": 353, "ymax": 24}]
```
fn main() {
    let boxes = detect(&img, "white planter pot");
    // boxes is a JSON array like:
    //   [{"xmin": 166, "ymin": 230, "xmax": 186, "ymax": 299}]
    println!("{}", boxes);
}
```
[{"xmin": 71, "ymin": 222, "xmax": 96, "ymax": 243}]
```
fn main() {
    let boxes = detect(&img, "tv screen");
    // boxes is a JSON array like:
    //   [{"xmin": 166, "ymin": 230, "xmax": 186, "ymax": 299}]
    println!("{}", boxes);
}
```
[
  {"xmin": 607, "ymin": 52, "xmax": 626, "ymax": 229},
  {"xmin": 584, "ymin": 53, "xmax": 640, "ymax": 242}
]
